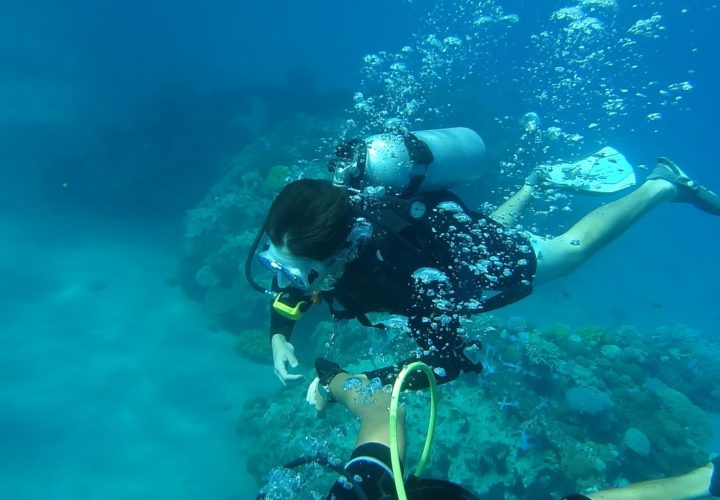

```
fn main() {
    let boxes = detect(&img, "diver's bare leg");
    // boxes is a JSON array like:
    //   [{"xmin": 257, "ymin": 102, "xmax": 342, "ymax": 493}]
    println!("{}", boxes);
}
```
[
  {"xmin": 491, "ymin": 184, "xmax": 535, "ymax": 227},
  {"xmin": 588, "ymin": 461, "xmax": 713, "ymax": 499},
  {"xmin": 328, "ymin": 373, "xmax": 406, "ymax": 455},
  {"xmin": 534, "ymin": 179, "xmax": 676, "ymax": 284}
]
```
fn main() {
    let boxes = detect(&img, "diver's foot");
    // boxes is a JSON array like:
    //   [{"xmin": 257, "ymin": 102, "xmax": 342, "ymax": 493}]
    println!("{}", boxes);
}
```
[
  {"xmin": 647, "ymin": 157, "xmax": 720, "ymax": 215},
  {"xmin": 524, "ymin": 167, "xmax": 546, "ymax": 188},
  {"xmin": 305, "ymin": 377, "xmax": 329, "ymax": 413}
]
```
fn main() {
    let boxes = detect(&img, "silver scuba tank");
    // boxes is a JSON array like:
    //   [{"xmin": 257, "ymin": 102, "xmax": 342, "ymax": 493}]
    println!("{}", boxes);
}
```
[{"xmin": 329, "ymin": 127, "xmax": 487, "ymax": 196}]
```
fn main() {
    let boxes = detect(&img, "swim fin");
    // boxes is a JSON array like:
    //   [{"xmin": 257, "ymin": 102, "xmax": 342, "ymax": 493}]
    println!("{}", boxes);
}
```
[{"xmin": 537, "ymin": 146, "xmax": 636, "ymax": 194}]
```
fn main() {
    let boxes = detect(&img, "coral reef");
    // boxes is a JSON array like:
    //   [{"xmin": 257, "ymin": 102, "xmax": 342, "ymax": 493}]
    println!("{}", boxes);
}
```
[
  {"xmin": 234, "ymin": 328, "xmax": 273, "ymax": 365},
  {"xmin": 622, "ymin": 428, "xmax": 650, "ymax": 456},
  {"xmin": 565, "ymin": 386, "xmax": 614, "ymax": 416},
  {"xmin": 574, "ymin": 324, "xmax": 606, "ymax": 344},
  {"xmin": 262, "ymin": 164, "xmax": 292, "ymax": 192},
  {"xmin": 522, "ymin": 333, "xmax": 562, "ymax": 370},
  {"xmin": 236, "ymin": 317, "xmax": 719, "ymax": 498}
]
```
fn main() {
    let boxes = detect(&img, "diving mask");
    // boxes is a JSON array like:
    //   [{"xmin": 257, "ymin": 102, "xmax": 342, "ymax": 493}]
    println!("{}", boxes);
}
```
[{"xmin": 257, "ymin": 244, "xmax": 328, "ymax": 291}]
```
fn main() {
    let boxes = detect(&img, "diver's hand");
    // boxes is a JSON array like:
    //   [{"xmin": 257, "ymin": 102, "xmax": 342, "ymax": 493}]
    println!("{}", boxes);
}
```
[{"xmin": 271, "ymin": 334, "xmax": 304, "ymax": 385}]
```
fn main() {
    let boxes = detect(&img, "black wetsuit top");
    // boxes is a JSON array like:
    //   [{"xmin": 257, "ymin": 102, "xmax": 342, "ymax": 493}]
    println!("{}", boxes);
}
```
[{"xmin": 270, "ymin": 192, "xmax": 537, "ymax": 389}]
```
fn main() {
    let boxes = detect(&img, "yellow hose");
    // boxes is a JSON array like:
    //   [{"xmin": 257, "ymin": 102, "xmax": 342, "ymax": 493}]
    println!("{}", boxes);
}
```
[{"xmin": 388, "ymin": 362, "xmax": 438, "ymax": 500}]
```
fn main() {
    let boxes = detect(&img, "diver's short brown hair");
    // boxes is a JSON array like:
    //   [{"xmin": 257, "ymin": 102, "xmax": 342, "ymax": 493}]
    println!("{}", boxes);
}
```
[{"xmin": 265, "ymin": 179, "xmax": 353, "ymax": 260}]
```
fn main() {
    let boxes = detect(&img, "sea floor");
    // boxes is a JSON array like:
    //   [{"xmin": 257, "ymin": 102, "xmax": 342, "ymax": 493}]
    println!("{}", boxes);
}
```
[{"xmin": 0, "ymin": 209, "xmax": 276, "ymax": 500}]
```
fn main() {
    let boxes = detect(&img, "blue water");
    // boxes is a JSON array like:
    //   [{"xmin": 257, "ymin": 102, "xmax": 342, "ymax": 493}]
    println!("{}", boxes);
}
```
[{"xmin": 2, "ymin": 1, "xmax": 719, "ymax": 498}]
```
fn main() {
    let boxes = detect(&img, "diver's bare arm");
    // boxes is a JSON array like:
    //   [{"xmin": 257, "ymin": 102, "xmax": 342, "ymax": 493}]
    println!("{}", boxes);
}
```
[{"xmin": 269, "ymin": 307, "xmax": 303, "ymax": 384}]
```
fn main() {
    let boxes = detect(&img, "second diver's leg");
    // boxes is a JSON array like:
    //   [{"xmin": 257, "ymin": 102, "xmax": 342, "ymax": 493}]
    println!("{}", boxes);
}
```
[
  {"xmin": 533, "ymin": 179, "xmax": 676, "ymax": 284},
  {"xmin": 587, "ymin": 460, "xmax": 715, "ymax": 499}
]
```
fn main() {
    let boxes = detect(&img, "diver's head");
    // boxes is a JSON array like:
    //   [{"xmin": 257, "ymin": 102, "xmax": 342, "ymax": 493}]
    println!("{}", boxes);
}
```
[
  {"xmin": 265, "ymin": 179, "xmax": 353, "ymax": 260},
  {"xmin": 261, "ymin": 179, "xmax": 353, "ymax": 291}
]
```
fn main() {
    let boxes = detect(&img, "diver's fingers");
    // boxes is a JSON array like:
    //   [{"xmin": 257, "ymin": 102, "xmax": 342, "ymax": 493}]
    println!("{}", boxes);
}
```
[
  {"xmin": 284, "ymin": 373, "xmax": 304, "ymax": 382},
  {"xmin": 274, "ymin": 354, "xmax": 292, "ymax": 385},
  {"xmin": 274, "ymin": 368, "xmax": 303, "ymax": 384},
  {"xmin": 274, "ymin": 357, "xmax": 303, "ymax": 385},
  {"xmin": 285, "ymin": 349, "xmax": 299, "ymax": 368},
  {"xmin": 274, "ymin": 365, "xmax": 288, "ymax": 386}
]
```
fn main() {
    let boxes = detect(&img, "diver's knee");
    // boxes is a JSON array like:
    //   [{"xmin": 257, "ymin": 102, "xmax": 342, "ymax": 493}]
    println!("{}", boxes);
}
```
[
  {"xmin": 545, "ymin": 236, "xmax": 589, "ymax": 266},
  {"xmin": 534, "ymin": 247, "xmax": 585, "ymax": 283}
]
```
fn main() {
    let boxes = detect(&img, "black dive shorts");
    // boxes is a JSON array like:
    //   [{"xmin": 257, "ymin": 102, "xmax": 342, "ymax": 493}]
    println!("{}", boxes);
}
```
[{"xmin": 325, "ymin": 442, "xmax": 478, "ymax": 500}]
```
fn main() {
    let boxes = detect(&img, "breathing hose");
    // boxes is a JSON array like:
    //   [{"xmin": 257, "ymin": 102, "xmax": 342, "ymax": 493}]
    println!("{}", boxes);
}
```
[{"xmin": 388, "ymin": 361, "xmax": 438, "ymax": 500}]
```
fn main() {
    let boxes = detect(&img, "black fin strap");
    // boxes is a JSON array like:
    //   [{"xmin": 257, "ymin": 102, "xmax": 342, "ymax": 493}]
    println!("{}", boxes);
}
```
[{"xmin": 315, "ymin": 357, "xmax": 346, "ymax": 387}]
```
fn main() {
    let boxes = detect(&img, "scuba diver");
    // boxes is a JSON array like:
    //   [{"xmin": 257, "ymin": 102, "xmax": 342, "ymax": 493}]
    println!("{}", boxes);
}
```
[
  {"xmin": 244, "ymin": 127, "xmax": 720, "ymax": 388},
  {"xmin": 290, "ymin": 358, "xmax": 719, "ymax": 499}
]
